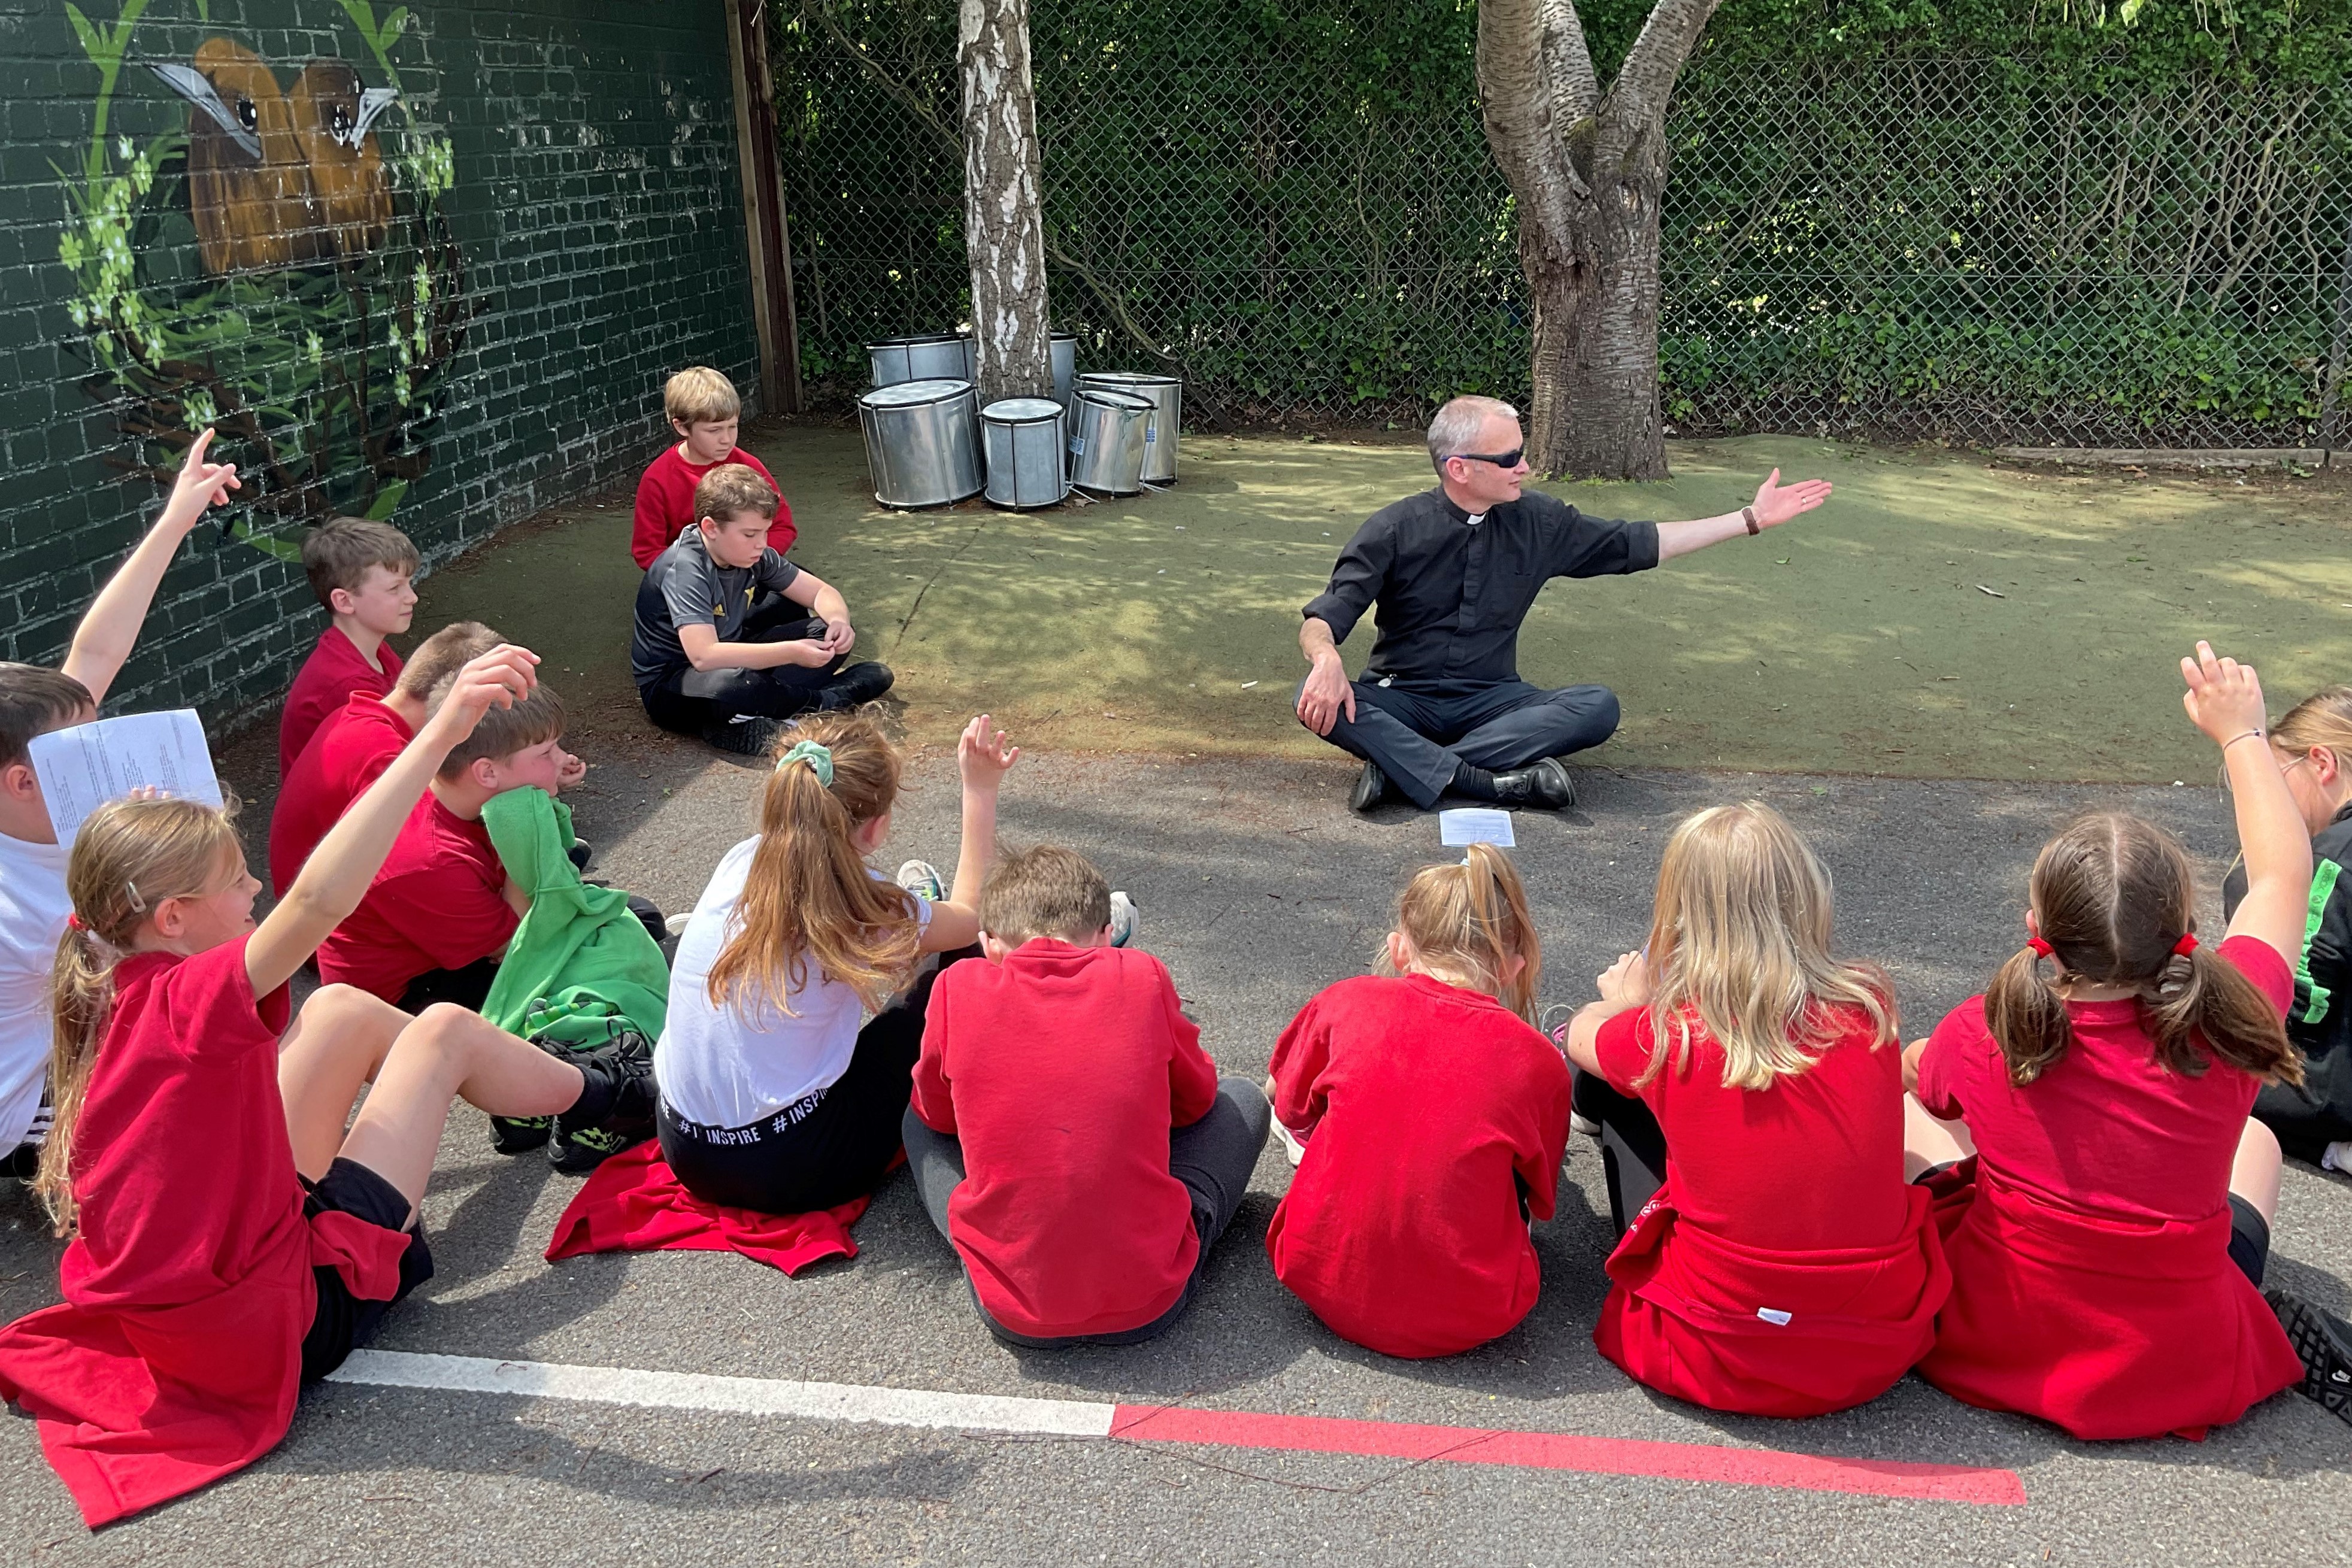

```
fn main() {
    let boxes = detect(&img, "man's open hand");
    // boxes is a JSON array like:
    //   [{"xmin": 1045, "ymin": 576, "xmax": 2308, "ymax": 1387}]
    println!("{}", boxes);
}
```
[{"xmin": 1750, "ymin": 468, "xmax": 1833, "ymax": 528}]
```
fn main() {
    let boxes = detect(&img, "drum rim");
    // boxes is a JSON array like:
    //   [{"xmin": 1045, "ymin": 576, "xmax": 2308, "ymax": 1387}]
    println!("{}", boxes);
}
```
[
  {"xmin": 868, "ymin": 332, "xmax": 965, "ymax": 350},
  {"xmin": 1076, "ymin": 371, "xmax": 1181, "ymax": 390},
  {"xmin": 1071, "ymin": 387, "xmax": 1156, "ymax": 411},
  {"xmin": 981, "ymin": 396, "xmax": 1066, "ymax": 421},
  {"xmin": 860, "ymin": 377, "xmax": 976, "ymax": 408}
]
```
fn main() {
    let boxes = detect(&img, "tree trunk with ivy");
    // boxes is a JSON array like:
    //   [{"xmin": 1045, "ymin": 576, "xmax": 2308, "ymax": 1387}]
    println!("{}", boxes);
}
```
[
  {"xmin": 959, "ymin": 0, "xmax": 1053, "ymax": 402},
  {"xmin": 1477, "ymin": 0, "xmax": 1721, "ymax": 480}
]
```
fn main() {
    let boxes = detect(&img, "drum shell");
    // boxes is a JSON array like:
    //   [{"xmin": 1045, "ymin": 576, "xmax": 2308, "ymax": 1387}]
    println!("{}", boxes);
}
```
[
  {"xmin": 958, "ymin": 333, "xmax": 1080, "ymax": 410},
  {"xmin": 1076, "ymin": 372, "xmax": 1180, "ymax": 483},
  {"xmin": 868, "ymin": 333, "xmax": 966, "ymax": 388},
  {"xmin": 981, "ymin": 399, "xmax": 1068, "ymax": 509},
  {"xmin": 1066, "ymin": 389, "xmax": 1153, "ymax": 496},
  {"xmin": 859, "ymin": 380, "xmax": 984, "ymax": 508}
]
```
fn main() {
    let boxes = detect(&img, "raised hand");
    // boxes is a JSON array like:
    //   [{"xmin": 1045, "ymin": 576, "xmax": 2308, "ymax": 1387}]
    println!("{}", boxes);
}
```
[
  {"xmin": 1750, "ymin": 468, "xmax": 1833, "ymax": 528},
  {"xmin": 2180, "ymin": 639, "xmax": 2269, "ymax": 749},
  {"xmin": 957, "ymin": 713, "xmax": 1020, "ymax": 790},
  {"xmin": 160, "ymin": 427, "xmax": 241, "ymax": 532}
]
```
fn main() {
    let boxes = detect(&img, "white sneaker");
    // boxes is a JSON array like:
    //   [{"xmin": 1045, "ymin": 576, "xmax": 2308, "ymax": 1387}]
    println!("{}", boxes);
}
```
[
  {"xmin": 896, "ymin": 860, "xmax": 945, "ymax": 903},
  {"xmin": 1110, "ymin": 891, "xmax": 1139, "ymax": 948},
  {"xmin": 2323, "ymin": 1140, "xmax": 2352, "ymax": 1174},
  {"xmin": 1270, "ymin": 1117, "xmax": 1308, "ymax": 1168},
  {"xmin": 1570, "ymin": 1112, "xmax": 1600, "ymax": 1139}
]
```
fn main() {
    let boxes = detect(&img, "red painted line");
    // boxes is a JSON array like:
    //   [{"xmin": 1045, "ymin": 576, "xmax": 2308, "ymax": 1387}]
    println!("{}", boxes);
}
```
[{"xmin": 1110, "ymin": 1404, "xmax": 2026, "ymax": 1506}]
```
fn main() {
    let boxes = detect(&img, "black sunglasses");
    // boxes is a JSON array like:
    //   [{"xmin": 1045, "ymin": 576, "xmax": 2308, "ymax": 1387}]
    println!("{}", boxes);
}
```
[{"xmin": 1449, "ymin": 447, "xmax": 1524, "ymax": 469}]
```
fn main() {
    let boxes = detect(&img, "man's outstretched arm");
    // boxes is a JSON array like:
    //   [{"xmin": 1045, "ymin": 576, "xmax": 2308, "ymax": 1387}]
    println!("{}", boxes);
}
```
[{"xmin": 1653, "ymin": 468, "xmax": 1832, "ymax": 562}]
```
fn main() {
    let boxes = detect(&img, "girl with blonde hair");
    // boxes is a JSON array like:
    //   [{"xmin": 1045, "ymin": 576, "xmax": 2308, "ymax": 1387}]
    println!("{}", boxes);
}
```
[
  {"xmin": 0, "ymin": 648, "xmax": 659, "ymax": 1528},
  {"xmin": 1905, "ymin": 643, "xmax": 2314, "ymax": 1438},
  {"xmin": 655, "ymin": 711, "xmax": 1017, "ymax": 1215},
  {"xmin": 1265, "ymin": 844, "xmax": 1572, "ymax": 1358},
  {"xmin": 1560, "ymin": 800, "xmax": 1947, "ymax": 1418}
]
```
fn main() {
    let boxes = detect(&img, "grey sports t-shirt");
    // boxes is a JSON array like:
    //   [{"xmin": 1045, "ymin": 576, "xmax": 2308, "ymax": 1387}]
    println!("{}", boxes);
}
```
[{"xmin": 631, "ymin": 532, "xmax": 801, "ymax": 690}]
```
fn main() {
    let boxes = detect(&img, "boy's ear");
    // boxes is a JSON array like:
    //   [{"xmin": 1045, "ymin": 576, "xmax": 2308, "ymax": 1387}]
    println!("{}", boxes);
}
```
[
  {"xmin": 671, "ymin": 417, "xmax": 692, "ymax": 438},
  {"xmin": 467, "ymin": 754, "xmax": 505, "ymax": 792},
  {"xmin": 327, "ymin": 586, "xmax": 357, "ymax": 616},
  {"xmin": 0, "ymin": 761, "xmax": 37, "ymax": 802}
]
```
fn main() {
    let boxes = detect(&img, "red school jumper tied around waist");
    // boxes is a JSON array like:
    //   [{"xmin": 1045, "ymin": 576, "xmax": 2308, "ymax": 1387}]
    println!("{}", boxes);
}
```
[{"xmin": 545, "ymin": 1141, "xmax": 866, "ymax": 1276}]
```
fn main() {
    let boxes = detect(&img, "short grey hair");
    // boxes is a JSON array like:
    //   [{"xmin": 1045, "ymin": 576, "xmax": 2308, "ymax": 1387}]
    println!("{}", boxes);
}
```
[{"xmin": 1426, "ymin": 396, "xmax": 1519, "ymax": 475}]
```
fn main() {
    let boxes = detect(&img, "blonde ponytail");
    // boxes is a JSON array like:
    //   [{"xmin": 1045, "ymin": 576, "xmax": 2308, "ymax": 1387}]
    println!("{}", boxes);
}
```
[
  {"xmin": 1378, "ymin": 843, "xmax": 1542, "ymax": 1022},
  {"xmin": 37, "ymin": 796, "xmax": 243, "ymax": 1236}
]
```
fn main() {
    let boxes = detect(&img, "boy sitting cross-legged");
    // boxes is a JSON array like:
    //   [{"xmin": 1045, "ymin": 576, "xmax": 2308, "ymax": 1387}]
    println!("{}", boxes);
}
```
[
  {"xmin": 631, "ymin": 466, "xmax": 892, "ymax": 756},
  {"xmin": 901, "ymin": 847, "xmax": 1271, "ymax": 1346},
  {"xmin": 281, "ymin": 517, "xmax": 420, "ymax": 777}
]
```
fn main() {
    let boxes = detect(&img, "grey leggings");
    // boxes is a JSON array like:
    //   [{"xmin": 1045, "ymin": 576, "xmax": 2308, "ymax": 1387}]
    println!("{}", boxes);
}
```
[{"xmin": 900, "ymin": 1076, "xmax": 1272, "ymax": 1346}]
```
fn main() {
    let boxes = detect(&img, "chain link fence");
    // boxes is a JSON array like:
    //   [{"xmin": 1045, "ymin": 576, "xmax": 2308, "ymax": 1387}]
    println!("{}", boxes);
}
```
[{"xmin": 775, "ymin": 0, "xmax": 2352, "ymax": 448}]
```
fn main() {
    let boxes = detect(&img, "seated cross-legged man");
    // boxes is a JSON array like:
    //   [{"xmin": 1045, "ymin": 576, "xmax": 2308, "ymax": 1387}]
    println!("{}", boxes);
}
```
[
  {"xmin": 631, "ymin": 466, "xmax": 893, "ymax": 757},
  {"xmin": 1294, "ymin": 395, "xmax": 1833, "ymax": 814}
]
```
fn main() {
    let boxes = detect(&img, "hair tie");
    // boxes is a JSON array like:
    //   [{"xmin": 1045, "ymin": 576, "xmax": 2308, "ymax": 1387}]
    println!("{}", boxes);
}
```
[
  {"xmin": 2026, "ymin": 936, "xmax": 2053, "ymax": 958},
  {"xmin": 777, "ymin": 739, "xmax": 834, "ymax": 787},
  {"xmin": 2172, "ymin": 932, "xmax": 2200, "ymax": 957},
  {"xmin": 65, "ymin": 913, "xmax": 85, "ymax": 933}
]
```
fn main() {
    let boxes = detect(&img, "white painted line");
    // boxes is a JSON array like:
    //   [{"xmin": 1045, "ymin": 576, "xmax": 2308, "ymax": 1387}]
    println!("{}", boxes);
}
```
[{"xmin": 330, "ymin": 1349, "xmax": 1117, "ymax": 1438}]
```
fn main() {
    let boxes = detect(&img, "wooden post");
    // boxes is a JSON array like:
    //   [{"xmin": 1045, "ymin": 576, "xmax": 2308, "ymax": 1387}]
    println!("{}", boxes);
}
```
[{"xmin": 726, "ymin": 0, "xmax": 802, "ymax": 413}]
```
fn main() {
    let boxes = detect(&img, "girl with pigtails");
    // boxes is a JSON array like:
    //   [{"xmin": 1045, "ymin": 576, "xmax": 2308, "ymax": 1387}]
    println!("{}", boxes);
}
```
[
  {"xmin": 1559, "ymin": 802, "xmax": 1946, "ymax": 1418},
  {"xmin": 1904, "ymin": 641, "xmax": 2310, "ymax": 1440},
  {"xmin": 0, "ymin": 647, "xmax": 660, "ymax": 1528},
  {"xmin": 654, "ymin": 711, "xmax": 1017, "ymax": 1217},
  {"xmin": 1263, "ymin": 844, "xmax": 1572, "ymax": 1358}
]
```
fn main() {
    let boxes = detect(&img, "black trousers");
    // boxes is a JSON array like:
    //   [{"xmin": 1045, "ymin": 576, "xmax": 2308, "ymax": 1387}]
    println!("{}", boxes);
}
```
[
  {"xmin": 639, "ymin": 614, "xmax": 842, "ymax": 733},
  {"xmin": 900, "ymin": 1077, "xmax": 1272, "ymax": 1348},
  {"xmin": 657, "ymin": 948, "xmax": 977, "ymax": 1215},
  {"xmin": 1305, "ymin": 677, "xmax": 1620, "ymax": 809}
]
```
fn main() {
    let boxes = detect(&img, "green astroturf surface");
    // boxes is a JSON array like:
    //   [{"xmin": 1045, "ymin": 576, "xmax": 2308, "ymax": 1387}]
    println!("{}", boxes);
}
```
[{"xmin": 413, "ymin": 425, "xmax": 2352, "ymax": 784}]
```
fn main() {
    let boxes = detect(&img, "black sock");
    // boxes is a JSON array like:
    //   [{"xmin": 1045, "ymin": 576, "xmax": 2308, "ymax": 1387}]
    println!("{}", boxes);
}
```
[
  {"xmin": 566, "ymin": 1060, "xmax": 618, "ymax": 1124},
  {"xmin": 1451, "ymin": 762, "xmax": 1501, "ymax": 801}
]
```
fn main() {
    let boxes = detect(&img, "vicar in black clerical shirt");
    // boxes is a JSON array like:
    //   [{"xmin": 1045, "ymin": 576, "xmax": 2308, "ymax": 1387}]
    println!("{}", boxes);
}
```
[{"xmin": 1296, "ymin": 395, "xmax": 1833, "ymax": 812}]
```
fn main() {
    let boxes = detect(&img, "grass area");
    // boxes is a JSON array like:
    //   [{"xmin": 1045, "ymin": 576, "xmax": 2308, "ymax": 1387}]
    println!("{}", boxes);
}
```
[{"xmin": 414, "ymin": 424, "xmax": 2352, "ymax": 784}]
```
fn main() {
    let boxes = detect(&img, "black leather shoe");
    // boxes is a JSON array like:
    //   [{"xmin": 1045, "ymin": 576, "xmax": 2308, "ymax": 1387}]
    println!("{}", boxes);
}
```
[
  {"xmin": 1348, "ymin": 760, "xmax": 1393, "ymax": 813},
  {"xmin": 817, "ymin": 660, "xmax": 896, "ymax": 711},
  {"xmin": 1491, "ymin": 757, "xmax": 1577, "ymax": 811}
]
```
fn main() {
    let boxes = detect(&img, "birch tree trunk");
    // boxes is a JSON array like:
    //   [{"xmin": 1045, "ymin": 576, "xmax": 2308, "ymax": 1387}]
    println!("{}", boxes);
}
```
[
  {"xmin": 1477, "ymin": 0, "xmax": 1721, "ymax": 479},
  {"xmin": 959, "ymin": 0, "xmax": 1053, "ymax": 402}
]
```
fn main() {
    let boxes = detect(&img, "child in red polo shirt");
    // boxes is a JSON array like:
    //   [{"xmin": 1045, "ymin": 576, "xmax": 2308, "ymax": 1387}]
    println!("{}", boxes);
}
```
[
  {"xmin": 1559, "ymin": 802, "xmax": 1946, "ymax": 1418},
  {"xmin": 280, "ymin": 518, "xmax": 419, "ymax": 776},
  {"xmin": 271, "ymin": 621, "xmax": 502, "ymax": 894},
  {"xmin": 1265, "ymin": 845, "xmax": 1569, "ymax": 1359},
  {"xmin": 630, "ymin": 366, "xmax": 793, "ymax": 569},
  {"xmin": 0, "ymin": 646, "xmax": 654, "ymax": 1528},
  {"xmin": 1905, "ymin": 641, "xmax": 2317, "ymax": 1439},
  {"xmin": 315, "ymin": 684, "xmax": 575, "ymax": 1012},
  {"xmin": 902, "ymin": 847, "xmax": 1270, "ymax": 1346}
]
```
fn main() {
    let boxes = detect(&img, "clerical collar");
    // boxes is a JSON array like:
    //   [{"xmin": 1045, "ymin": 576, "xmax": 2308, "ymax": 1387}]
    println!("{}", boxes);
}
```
[{"xmin": 1463, "ymin": 512, "xmax": 1485, "ymax": 527}]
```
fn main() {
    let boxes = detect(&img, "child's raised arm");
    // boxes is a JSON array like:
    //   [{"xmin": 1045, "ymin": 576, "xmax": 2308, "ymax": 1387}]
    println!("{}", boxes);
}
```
[
  {"xmin": 60, "ymin": 429, "xmax": 240, "ymax": 706},
  {"xmin": 245, "ymin": 645, "xmax": 539, "ymax": 997},
  {"xmin": 2185, "ymin": 640, "xmax": 2314, "ymax": 966},
  {"xmin": 921, "ymin": 714, "xmax": 1019, "ymax": 954}
]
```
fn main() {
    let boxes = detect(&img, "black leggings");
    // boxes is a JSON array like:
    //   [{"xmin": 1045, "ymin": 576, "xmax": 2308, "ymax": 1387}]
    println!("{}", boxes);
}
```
[
  {"xmin": 639, "ymin": 614, "xmax": 841, "ymax": 733},
  {"xmin": 657, "ymin": 949, "xmax": 976, "ymax": 1214}
]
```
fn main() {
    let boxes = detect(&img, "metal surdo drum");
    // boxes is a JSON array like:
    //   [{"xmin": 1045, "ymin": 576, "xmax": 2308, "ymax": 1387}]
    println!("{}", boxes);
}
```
[
  {"xmin": 1077, "ymin": 371, "xmax": 1181, "ymax": 484},
  {"xmin": 981, "ymin": 398, "xmax": 1068, "ymax": 509},
  {"xmin": 1066, "ymin": 387, "xmax": 1154, "ymax": 496},
  {"xmin": 867, "ymin": 333, "xmax": 967, "ymax": 388},
  {"xmin": 858, "ymin": 379, "xmax": 983, "ymax": 508},
  {"xmin": 1050, "ymin": 332, "xmax": 1078, "ymax": 413}
]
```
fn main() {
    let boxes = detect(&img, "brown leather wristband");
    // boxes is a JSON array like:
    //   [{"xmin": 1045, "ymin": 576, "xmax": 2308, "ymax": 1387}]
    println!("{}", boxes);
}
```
[{"xmin": 1742, "ymin": 505, "xmax": 1760, "ymax": 535}]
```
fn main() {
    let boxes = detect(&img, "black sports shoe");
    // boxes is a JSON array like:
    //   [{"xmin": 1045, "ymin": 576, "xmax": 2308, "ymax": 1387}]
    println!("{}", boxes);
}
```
[
  {"xmin": 538, "ymin": 1030, "xmax": 657, "ymax": 1175},
  {"xmin": 1492, "ymin": 757, "xmax": 1577, "ymax": 811},
  {"xmin": 1348, "ymin": 760, "xmax": 1393, "ymax": 813},
  {"xmin": 817, "ymin": 661, "xmax": 895, "ymax": 712},
  {"xmin": 701, "ymin": 714, "xmax": 783, "ymax": 757},
  {"xmin": 489, "ymin": 1115, "xmax": 552, "ymax": 1154},
  {"xmin": 2268, "ymin": 1288, "xmax": 2352, "ymax": 1424}
]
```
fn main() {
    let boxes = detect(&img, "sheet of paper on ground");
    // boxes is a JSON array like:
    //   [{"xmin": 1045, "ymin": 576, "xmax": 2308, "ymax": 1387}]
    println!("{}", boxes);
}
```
[{"xmin": 29, "ymin": 709, "xmax": 222, "ymax": 842}]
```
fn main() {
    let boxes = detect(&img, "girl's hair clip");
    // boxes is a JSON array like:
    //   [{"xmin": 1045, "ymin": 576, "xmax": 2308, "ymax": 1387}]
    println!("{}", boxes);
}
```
[{"xmin": 123, "ymin": 880, "xmax": 147, "ymax": 914}]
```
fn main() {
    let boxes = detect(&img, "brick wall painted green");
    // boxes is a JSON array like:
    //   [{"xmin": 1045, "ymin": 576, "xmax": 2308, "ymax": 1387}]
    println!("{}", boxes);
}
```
[{"xmin": 0, "ymin": 0, "xmax": 756, "ymax": 730}]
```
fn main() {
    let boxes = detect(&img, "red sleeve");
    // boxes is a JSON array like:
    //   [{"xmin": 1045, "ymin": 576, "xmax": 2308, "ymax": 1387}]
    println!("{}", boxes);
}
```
[
  {"xmin": 631, "ymin": 456, "xmax": 674, "ymax": 569},
  {"xmin": 2217, "ymin": 933, "xmax": 2295, "ymax": 1018},
  {"xmin": 369, "ymin": 866, "xmax": 517, "ymax": 970},
  {"xmin": 1513, "ymin": 1049, "xmax": 1573, "ymax": 1223},
  {"xmin": 736, "ymin": 453, "xmax": 797, "ymax": 557},
  {"xmin": 1159, "ymin": 963, "xmax": 1219, "ymax": 1129},
  {"xmin": 1913, "ymin": 1000, "xmax": 1983, "ymax": 1121},
  {"xmin": 175, "ymin": 935, "xmax": 291, "ymax": 1060},
  {"xmin": 908, "ymin": 966, "xmax": 959, "ymax": 1133},
  {"xmin": 1268, "ymin": 991, "xmax": 1335, "ymax": 1137},
  {"xmin": 1592, "ymin": 1007, "xmax": 1653, "ymax": 1096}
]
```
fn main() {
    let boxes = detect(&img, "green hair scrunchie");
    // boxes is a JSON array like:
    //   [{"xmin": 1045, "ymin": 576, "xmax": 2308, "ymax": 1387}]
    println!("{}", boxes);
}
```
[{"xmin": 777, "ymin": 738, "xmax": 835, "ymax": 787}]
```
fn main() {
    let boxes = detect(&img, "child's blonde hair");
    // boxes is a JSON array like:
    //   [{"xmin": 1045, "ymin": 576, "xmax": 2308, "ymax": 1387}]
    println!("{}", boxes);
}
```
[
  {"xmin": 40, "ymin": 796, "xmax": 245, "ymax": 1237},
  {"xmin": 1376, "ymin": 843, "xmax": 1541, "ymax": 1022},
  {"xmin": 706, "ymin": 712, "xmax": 920, "ymax": 1017},
  {"xmin": 665, "ymin": 366, "xmax": 741, "ymax": 427},
  {"xmin": 2272, "ymin": 686, "xmax": 2352, "ymax": 776},
  {"xmin": 980, "ymin": 845, "xmax": 1110, "ymax": 945},
  {"xmin": 1638, "ymin": 802, "xmax": 1896, "ymax": 1091}
]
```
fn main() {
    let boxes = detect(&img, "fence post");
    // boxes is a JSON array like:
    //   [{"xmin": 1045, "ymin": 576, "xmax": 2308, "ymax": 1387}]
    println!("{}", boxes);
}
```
[
  {"xmin": 2323, "ymin": 228, "xmax": 2352, "ymax": 470},
  {"xmin": 727, "ymin": 0, "xmax": 804, "ymax": 414}
]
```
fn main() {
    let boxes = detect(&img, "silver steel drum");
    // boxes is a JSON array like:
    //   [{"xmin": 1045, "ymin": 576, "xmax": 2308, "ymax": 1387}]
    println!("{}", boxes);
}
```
[
  {"xmin": 981, "ymin": 398, "xmax": 1068, "ymax": 509},
  {"xmin": 1066, "ymin": 387, "xmax": 1154, "ymax": 496},
  {"xmin": 868, "ymin": 333, "xmax": 966, "ymax": 388},
  {"xmin": 1050, "ymin": 332, "xmax": 1077, "ymax": 411},
  {"xmin": 859, "ymin": 379, "xmax": 983, "ymax": 508},
  {"xmin": 1077, "ymin": 371, "xmax": 1181, "ymax": 483}
]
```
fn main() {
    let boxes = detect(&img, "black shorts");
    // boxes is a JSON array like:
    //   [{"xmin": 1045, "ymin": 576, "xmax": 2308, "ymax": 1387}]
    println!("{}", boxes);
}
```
[{"xmin": 298, "ymin": 1157, "xmax": 435, "ymax": 1384}]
